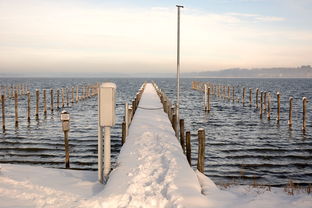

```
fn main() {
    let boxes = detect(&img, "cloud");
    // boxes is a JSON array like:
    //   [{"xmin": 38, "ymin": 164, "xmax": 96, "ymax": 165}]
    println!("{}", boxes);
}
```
[{"xmin": 0, "ymin": 0, "xmax": 311, "ymax": 74}]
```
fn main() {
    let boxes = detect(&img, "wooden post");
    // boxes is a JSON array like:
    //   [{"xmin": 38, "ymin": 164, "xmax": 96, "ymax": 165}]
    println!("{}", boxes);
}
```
[
  {"xmin": 172, "ymin": 114, "xmax": 177, "ymax": 136},
  {"xmin": 204, "ymin": 84, "xmax": 208, "ymax": 111},
  {"xmin": 62, "ymin": 88, "xmax": 65, "ymax": 108},
  {"xmin": 50, "ymin": 89, "xmax": 54, "ymax": 112},
  {"xmin": 2, "ymin": 95, "xmax": 5, "ymax": 131},
  {"xmin": 14, "ymin": 90, "xmax": 18, "ymax": 127},
  {"xmin": 35, "ymin": 89, "xmax": 39, "ymax": 120},
  {"xmin": 242, "ymin": 88, "xmax": 246, "ymax": 106},
  {"xmin": 256, "ymin": 88, "xmax": 259, "ymax": 109},
  {"xmin": 43, "ymin": 89, "xmax": 47, "ymax": 115},
  {"xmin": 249, "ymin": 88, "xmax": 252, "ymax": 107},
  {"xmin": 232, "ymin": 86, "xmax": 235, "ymax": 102},
  {"xmin": 264, "ymin": 92, "xmax": 267, "ymax": 112},
  {"xmin": 277, "ymin": 92, "xmax": 280, "ymax": 123},
  {"xmin": 180, "ymin": 119, "xmax": 185, "ymax": 153},
  {"xmin": 125, "ymin": 103, "xmax": 129, "ymax": 135},
  {"xmin": 27, "ymin": 91, "xmax": 30, "ymax": 121},
  {"xmin": 228, "ymin": 86, "xmax": 230, "ymax": 101},
  {"xmin": 267, "ymin": 92, "xmax": 271, "ymax": 120},
  {"xmin": 71, "ymin": 87, "xmax": 74, "ymax": 104},
  {"xmin": 57, "ymin": 89, "xmax": 60, "ymax": 109},
  {"xmin": 122, "ymin": 121, "xmax": 126, "ymax": 145},
  {"xmin": 288, "ymin": 97, "xmax": 293, "ymax": 128},
  {"xmin": 260, "ymin": 91, "xmax": 263, "ymax": 119},
  {"xmin": 197, "ymin": 128, "xmax": 205, "ymax": 173},
  {"xmin": 66, "ymin": 88, "xmax": 69, "ymax": 106},
  {"xmin": 76, "ymin": 86, "xmax": 79, "ymax": 102},
  {"xmin": 186, "ymin": 131, "xmax": 191, "ymax": 165},
  {"xmin": 302, "ymin": 97, "xmax": 307, "ymax": 132},
  {"xmin": 208, "ymin": 87, "xmax": 211, "ymax": 112},
  {"xmin": 64, "ymin": 130, "xmax": 70, "ymax": 168}
]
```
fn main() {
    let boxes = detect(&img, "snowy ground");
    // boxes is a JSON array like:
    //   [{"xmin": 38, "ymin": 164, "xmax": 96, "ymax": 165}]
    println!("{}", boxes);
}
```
[{"xmin": 1, "ymin": 83, "xmax": 311, "ymax": 207}]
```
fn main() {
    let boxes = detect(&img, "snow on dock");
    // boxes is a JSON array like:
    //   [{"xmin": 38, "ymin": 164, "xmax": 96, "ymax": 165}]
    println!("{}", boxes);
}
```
[{"xmin": 91, "ymin": 83, "xmax": 211, "ymax": 207}]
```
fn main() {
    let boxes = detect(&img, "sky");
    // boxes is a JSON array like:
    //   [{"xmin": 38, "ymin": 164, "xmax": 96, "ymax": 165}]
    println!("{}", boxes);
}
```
[{"xmin": 0, "ymin": 0, "xmax": 311, "ymax": 75}]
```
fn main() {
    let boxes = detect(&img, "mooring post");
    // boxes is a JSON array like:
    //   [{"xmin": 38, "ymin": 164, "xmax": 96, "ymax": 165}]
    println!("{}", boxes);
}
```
[
  {"xmin": 76, "ymin": 86, "xmax": 79, "ymax": 102},
  {"xmin": 66, "ymin": 88, "xmax": 69, "ymax": 106},
  {"xmin": 57, "ymin": 89, "xmax": 60, "ymax": 109},
  {"xmin": 242, "ymin": 87, "xmax": 246, "ymax": 106},
  {"xmin": 249, "ymin": 88, "xmax": 252, "ymax": 107},
  {"xmin": 121, "ymin": 121, "xmax": 126, "ymax": 145},
  {"xmin": 62, "ymin": 88, "xmax": 65, "ymax": 108},
  {"xmin": 172, "ymin": 113, "xmax": 177, "ymax": 136},
  {"xmin": 14, "ymin": 90, "xmax": 18, "ymax": 127},
  {"xmin": 71, "ymin": 87, "xmax": 74, "ymax": 104},
  {"xmin": 264, "ymin": 92, "xmax": 267, "ymax": 112},
  {"xmin": 260, "ymin": 91, "xmax": 263, "ymax": 119},
  {"xmin": 125, "ymin": 102, "xmax": 129, "ymax": 135},
  {"xmin": 61, "ymin": 110, "xmax": 70, "ymax": 169},
  {"xmin": 204, "ymin": 84, "xmax": 208, "ymax": 111},
  {"xmin": 232, "ymin": 86, "xmax": 235, "ymax": 102},
  {"xmin": 197, "ymin": 128, "xmax": 205, "ymax": 173},
  {"xmin": 180, "ymin": 119, "xmax": 185, "ymax": 153},
  {"xmin": 27, "ymin": 91, "xmax": 30, "ymax": 122},
  {"xmin": 227, "ymin": 86, "xmax": 230, "ymax": 101},
  {"xmin": 302, "ymin": 97, "xmax": 307, "ymax": 132},
  {"xmin": 43, "ymin": 89, "xmax": 47, "ymax": 115},
  {"xmin": 186, "ymin": 131, "xmax": 191, "ymax": 165},
  {"xmin": 36, "ymin": 89, "xmax": 39, "ymax": 120},
  {"xmin": 50, "ymin": 89, "xmax": 54, "ymax": 112},
  {"xmin": 277, "ymin": 92, "xmax": 281, "ymax": 123},
  {"xmin": 2, "ymin": 95, "xmax": 5, "ymax": 131},
  {"xmin": 208, "ymin": 87, "xmax": 211, "ymax": 112},
  {"xmin": 267, "ymin": 92, "xmax": 271, "ymax": 120},
  {"xmin": 288, "ymin": 97, "xmax": 293, "ymax": 128},
  {"xmin": 256, "ymin": 88, "xmax": 259, "ymax": 109}
]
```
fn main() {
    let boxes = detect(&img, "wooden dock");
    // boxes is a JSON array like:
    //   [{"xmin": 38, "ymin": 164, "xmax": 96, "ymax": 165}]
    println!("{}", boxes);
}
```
[{"xmin": 99, "ymin": 83, "xmax": 211, "ymax": 207}]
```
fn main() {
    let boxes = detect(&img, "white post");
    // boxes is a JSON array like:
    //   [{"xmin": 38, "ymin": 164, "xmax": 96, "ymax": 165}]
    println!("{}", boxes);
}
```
[
  {"xmin": 104, "ymin": 126, "xmax": 111, "ymax": 177},
  {"xmin": 176, "ymin": 5, "xmax": 183, "ymax": 137}
]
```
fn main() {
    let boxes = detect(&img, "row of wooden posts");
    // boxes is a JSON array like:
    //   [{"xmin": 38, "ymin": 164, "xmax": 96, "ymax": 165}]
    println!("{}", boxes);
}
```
[
  {"xmin": 121, "ymin": 83, "xmax": 147, "ymax": 145},
  {"xmin": 153, "ymin": 82, "xmax": 206, "ymax": 173},
  {"xmin": 192, "ymin": 81, "xmax": 310, "ymax": 133},
  {"xmin": 0, "ymin": 84, "xmax": 29, "ymax": 101},
  {"xmin": 1, "ymin": 83, "xmax": 99, "ymax": 131}
]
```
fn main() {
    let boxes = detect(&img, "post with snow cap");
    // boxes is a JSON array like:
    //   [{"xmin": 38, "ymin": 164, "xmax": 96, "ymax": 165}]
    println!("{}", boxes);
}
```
[
  {"xmin": 176, "ymin": 5, "xmax": 183, "ymax": 139},
  {"xmin": 197, "ymin": 128, "xmax": 205, "ymax": 173},
  {"xmin": 61, "ymin": 110, "xmax": 70, "ymax": 169},
  {"xmin": 98, "ymin": 82, "xmax": 116, "ymax": 183}
]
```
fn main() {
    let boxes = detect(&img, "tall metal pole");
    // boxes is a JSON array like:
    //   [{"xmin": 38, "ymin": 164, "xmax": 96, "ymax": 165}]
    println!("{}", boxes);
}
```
[{"xmin": 176, "ymin": 5, "xmax": 183, "ymax": 137}]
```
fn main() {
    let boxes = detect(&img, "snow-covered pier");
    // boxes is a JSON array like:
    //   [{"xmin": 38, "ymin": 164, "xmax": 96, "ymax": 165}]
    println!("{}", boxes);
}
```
[{"xmin": 99, "ymin": 83, "xmax": 211, "ymax": 207}]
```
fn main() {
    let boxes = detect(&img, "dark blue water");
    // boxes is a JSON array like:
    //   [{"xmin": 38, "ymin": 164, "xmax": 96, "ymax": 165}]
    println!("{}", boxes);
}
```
[{"xmin": 0, "ymin": 78, "xmax": 311, "ymax": 186}]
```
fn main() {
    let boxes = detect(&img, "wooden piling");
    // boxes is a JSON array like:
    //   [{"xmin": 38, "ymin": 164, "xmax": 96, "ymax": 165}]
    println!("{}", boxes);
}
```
[
  {"xmin": 186, "ymin": 131, "xmax": 191, "ymax": 165},
  {"xmin": 249, "ymin": 88, "xmax": 252, "ymax": 107},
  {"xmin": 35, "ymin": 89, "xmax": 39, "ymax": 119},
  {"xmin": 302, "ymin": 97, "xmax": 307, "ymax": 132},
  {"xmin": 66, "ymin": 88, "xmax": 69, "ymax": 106},
  {"xmin": 267, "ymin": 93, "xmax": 271, "ymax": 120},
  {"xmin": 288, "ymin": 97, "xmax": 293, "ymax": 128},
  {"xmin": 232, "ymin": 86, "xmax": 235, "ymax": 102},
  {"xmin": 14, "ymin": 90, "xmax": 18, "ymax": 127},
  {"xmin": 260, "ymin": 91, "xmax": 263, "ymax": 119},
  {"xmin": 277, "ymin": 92, "xmax": 280, "ymax": 123},
  {"xmin": 50, "ymin": 89, "xmax": 54, "ymax": 112},
  {"xmin": 197, "ymin": 128, "xmax": 205, "ymax": 173},
  {"xmin": 71, "ymin": 87, "xmax": 74, "ymax": 104},
  {"xmin": 256, "ymin": 88, "xmax": 259, "ymax": 109},
  {"xmin": 76, "ymin": 86, "xmax": 79, "ymax": 102},
  {"xmin": 227, "ymin": 86, "xmax": 230, "ymax": 101},
  {"xmin": 62, "ymin": 88, "xmax": 65, "ymax": 108},
  {"xmin": 57, "ymin": 89, "xmax": 60, "ymax": 109},
  {"xmin": 204, "ymin": 84, "xmax": 208, "ymax": 111},
  {"xmin": 2, "ymin": 95, "xmax": 5, "ymax": 131},
  {"xmin": 264, "ymin": 92, "xmax": 267, "ymax": 112},
  {"xmin": 64, "ymin": 131, "xmax": 70, "ymax": 168},
  {"xmin": 122, "ymin": 121, "xmax": 126, "ymax": 145},
  {"xmin": 242, "ymin": 88, "xmax": 246, "ymax": 105},
  {"xmin": 172, "ymin": 114, "xmax": 177, "ymax": 136},
  {"xmin": 43, "ymin": 89, "xmax": 47, "ymax": 115},
  {"xmin": 180, "ymin": 119, "xmax": 185, "ymax": 153},
  {"xmin": 27, "ymin": 91, "xmax": 30, "ymax": 121}
]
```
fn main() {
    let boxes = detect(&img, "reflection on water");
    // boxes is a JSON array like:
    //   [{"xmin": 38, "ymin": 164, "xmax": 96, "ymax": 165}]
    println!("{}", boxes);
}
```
[{"xmin": 0, "ymin": 77, "xmax": 311, "ymax": 186}]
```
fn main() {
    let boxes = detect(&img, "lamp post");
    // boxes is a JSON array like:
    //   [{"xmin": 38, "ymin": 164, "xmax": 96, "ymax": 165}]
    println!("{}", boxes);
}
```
[{"xmin": 176, "ymin": 5, "xmax": 183, "ymax": 137}]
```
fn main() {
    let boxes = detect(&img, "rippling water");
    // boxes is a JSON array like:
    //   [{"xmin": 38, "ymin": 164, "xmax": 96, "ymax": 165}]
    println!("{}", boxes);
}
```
[{"xmin": 0, "ymin": 77, "xmax": 311, "ymax": 186}]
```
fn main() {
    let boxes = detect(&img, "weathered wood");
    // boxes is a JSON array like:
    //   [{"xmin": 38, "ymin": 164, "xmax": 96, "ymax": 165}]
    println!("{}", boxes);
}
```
[
  {"xmin": 172, "ymin": 114, "xmax": 177, "ymax": 136},
  {"xmin": 227, "ymin": 86, "xmax": 230, "ymax": 101},
  {"xmin": 64, "ymin": 131, "xmax": 70, "ymax": 168},
  {"xmin": 207, "ymin": 87, "xmax": 211, "ymax": 112},
  {"xmin": 249, "ymin": 88, "xmax": 252, "ymax": 107},
  {"xmin": 277, "ymin": 92, "xmax": 281, "ymax": 123},
  {"xmin": 57, "ymin": 89, "xmax": 60, "ymax": 109},
  {"xmin": 50, "ymin": 89, "xmax": 54, "ymax": 112},
  {"xmin": 242, "ymin": 87, "xmax": 246, "ymax": 106},
  {"xmin": 14, "ymin": 90, "xmax": 18, "ymax": 127},
  {"xmin": 62, "ymin": 88, "xmax": 65, "ymax": 108},
  {"xmin": 35, "ymin": 89, "xmax": 39, "ymax": 120},
  {"xmin": 71, "ymin": 87, "xmax": 74, "ymax": 103},
  {"xmin": 197, "ymin": 128, "xmax": 205, "ymax": 173},
  {"xmin": 288, "ymin": 97, "xmax": 293, "ymax": 128},
  {"xmin": 122, "ymin": 121, "xmax": 126, "ymax": 145},
  {"xmin": 27, "ymin": 91, "xmax": 30, "ymax": 121},
  {"xmin": 302, "ymin": 97, "xmax": 307, "ymax": 132},
  {"xmin": 76, "ymin": 86, "xmax": 79, "ymax": 102},
  {"xmin": 2, "ymin": 95, "xmax": 5, "ymax": 131},
  {"xmin": 66, "ymin": 88, "xmax": 69, "ymax": 106},
  {"xmin": 180, "ymin": 119, "xmax": 185, "ymax": 153},
  {"xmin": 43, "ymin": 89, "xmax": 47, "ymax": 115},
  {"xmin": 256, "ymin": 88, "xmax": 259, "ymax": 108},
  {"xmin": 264, "ymin": 92, "xmax": 267, "ymax": 111},
  {"xmin": 267, "ymin": 92, "xmax": 271, "ymax": 120},
  {"xmin": 204, "ymin": 84, "xmax": 208, "ymax": 111},
  {"xmin": 260, "ymin": 91, "xmax": 263, "ymax": 119},
  {"xmin": 232, "ymin": 86, "xmax": 235, "ymax": 102},
  {"xmin": 186, "ymin": 131, "xmax": 191, "ymax": 165}
]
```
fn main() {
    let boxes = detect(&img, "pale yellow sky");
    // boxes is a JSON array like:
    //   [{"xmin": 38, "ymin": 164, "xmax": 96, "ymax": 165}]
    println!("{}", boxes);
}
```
[{"xmin": 0, "ymin": 0, "xmax": 312, "ymax": 74}]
